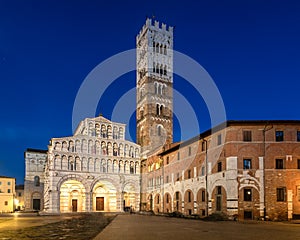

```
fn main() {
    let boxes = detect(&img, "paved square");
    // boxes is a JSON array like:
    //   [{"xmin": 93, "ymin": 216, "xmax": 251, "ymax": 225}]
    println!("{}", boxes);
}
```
[{"xmin": 95, "ymin": 214, "xmax": 300, "ymax": 240}]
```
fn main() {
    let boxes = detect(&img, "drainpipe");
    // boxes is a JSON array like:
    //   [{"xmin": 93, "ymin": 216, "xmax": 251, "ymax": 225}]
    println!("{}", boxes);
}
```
[{"xmin": 263, "ymin": 122, "xmax": 273, "ymax": 220}]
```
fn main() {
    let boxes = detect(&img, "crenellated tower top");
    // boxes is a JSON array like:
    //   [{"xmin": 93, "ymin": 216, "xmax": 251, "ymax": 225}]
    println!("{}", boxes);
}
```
[{"xmin": 136, "ymin": 18, "xmax": 173, "ymax": 41}]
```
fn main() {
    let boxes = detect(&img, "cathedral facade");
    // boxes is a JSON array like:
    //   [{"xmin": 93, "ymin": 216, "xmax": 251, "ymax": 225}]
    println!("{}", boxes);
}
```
[
  {"xmin": 24, "ymin": 19, "xmax": 300, "ymax": 220},
  {"xmin": 25, "ymin": 116, "xmax": 141, "ymax": 213}
]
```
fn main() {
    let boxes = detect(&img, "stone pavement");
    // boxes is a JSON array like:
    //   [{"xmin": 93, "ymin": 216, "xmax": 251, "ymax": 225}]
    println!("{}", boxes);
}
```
[
  {"xmin": 0, "ymin": 213, "xmax": 115, "ymax": 240},
  {"xmin": 94, "ymin": 214, "xmax": 300, "ymax": 240}
]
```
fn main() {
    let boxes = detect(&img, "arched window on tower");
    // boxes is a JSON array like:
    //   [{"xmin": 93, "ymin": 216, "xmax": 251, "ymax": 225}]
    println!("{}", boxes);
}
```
[
  {"xmin": 160, "ymin": 105, "xmax": 163, "ymax": 115},
  {"xmin": 164, "ymin": 45, "xmax": 167, "ymax": 55},
  {"xmin": 153, "ymin": 42, "xmax": 155, "ymax": 52},
  {"xmin": 156, "ymin": 104, "xmax": 160, "ymax": 115},
  {"xmin": 157, "ymin": 125, "xmax": 162, "ymax": 136},
  {"xmin": 159, "ymin": 84, "xmax": 163, "ymax": 95},
  {"xmin": 34, "ymin": 176, "xmax": 40, "ymax": 187},
  {"xmin": 156, "ymin": 43, "xmax": 159, "ymax": 53}
]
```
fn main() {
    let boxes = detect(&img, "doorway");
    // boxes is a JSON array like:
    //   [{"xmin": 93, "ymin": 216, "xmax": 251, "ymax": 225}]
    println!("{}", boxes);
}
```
[
  {"xmin": 96, "ymin": 197, "xmax": 104, "ymax": 211},
  {"xmin": 33, "ymin": 199, "xmax": 40, "ymax": 211},
  {"xmin": 72, "ymin": 199, "xmax": 78, "ymax": 212}
]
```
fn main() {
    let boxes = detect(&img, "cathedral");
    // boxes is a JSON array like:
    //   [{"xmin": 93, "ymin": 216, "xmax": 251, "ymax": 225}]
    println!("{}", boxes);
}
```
[{"xmin": 24, "ymin": 19, "xmax": 300, "ymax": 220}]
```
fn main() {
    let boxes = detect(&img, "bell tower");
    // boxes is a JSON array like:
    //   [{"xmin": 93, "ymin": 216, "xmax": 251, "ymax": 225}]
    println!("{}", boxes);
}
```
[{"xmin": 136, "ymin": 18, "xmax": 173, "ymax": 156}]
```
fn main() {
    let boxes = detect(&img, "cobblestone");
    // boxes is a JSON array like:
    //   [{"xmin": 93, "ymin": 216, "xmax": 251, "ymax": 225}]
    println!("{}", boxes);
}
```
[{"xmin": 0, "ymin": 213, "xmax": 115, "ymax": 240}]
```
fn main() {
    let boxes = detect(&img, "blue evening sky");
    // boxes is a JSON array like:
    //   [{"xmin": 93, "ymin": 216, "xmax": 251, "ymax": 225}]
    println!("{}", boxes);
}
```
[{"xmin": 0, "ymin": 0, "xmax": 299, "ymax": 184}]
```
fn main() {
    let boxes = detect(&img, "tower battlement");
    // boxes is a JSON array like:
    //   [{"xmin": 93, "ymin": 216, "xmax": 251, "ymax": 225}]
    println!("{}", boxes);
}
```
[{"xmin": 137, "ymin": 18, "xmax": 173, "ymax": 40}]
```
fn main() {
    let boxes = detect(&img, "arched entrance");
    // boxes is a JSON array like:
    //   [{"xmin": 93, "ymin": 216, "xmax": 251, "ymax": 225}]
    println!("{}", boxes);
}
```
[
  {"xmin": 173, "ymin": 191, "xmax": 182, "ymax": 212},
  {"xmin": 32, "ymin": 192, "xmax": 42, "ymax": 211},
  {"xmin": 92, "ymin": 180, "xmax": 117, "ymax": 212},
  {"xmin": 123, "ymin": 183, "xmax": 137, "ymax": 212},
  {"xmin": 164, "ymin": 193, "xmax": 172, "ymax": 213},
  {"xmin": 60, "ymin": 180, "xmax": 86, "ymax": 212}
]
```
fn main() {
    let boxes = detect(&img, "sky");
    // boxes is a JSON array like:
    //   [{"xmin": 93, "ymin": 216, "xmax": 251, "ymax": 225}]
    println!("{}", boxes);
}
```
[{"xmin": 0, "ymin": 0, "xmax": 299, "ymax": 184}]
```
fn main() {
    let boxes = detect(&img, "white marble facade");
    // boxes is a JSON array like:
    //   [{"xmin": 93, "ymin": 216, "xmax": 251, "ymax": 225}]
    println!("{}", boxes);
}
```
[{"xmin": 40, "ymin": 115, "xmax": 141, "ymax": 213}]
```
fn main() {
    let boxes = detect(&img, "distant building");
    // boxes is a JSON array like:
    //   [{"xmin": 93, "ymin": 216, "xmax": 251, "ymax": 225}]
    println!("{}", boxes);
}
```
[
  {"xmin": 0, "ymin": 176, "xmax": 15, "ymax": 213},
  {"xmin": 24, "ymin": 148, "xmax": 47, "ymax": 211},
  {"xmin": 15, "ymin": 184, "xmax": 25, "ymax": 211}
]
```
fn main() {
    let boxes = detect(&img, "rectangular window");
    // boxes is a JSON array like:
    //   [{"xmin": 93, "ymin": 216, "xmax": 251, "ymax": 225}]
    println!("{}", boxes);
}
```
[
  {"xmin": 18, "ymin": 192, "xmax": 22, "ymax": 197},
  {"xmin": 4, "ymin": 201, "xmax": 8, "ymax": 206},
  {"xmin": 298, "ymin": 159, "xmax": 300, "ymax": 170},
  {"xmin": 7, "ymin": 182, "xmax": 10, "ymax": 186},
  {"xmin": 217, "ymin": 162, "xmax": 222, "ymax": 172},
  {"xmin": 187, "ymin": 169, "xmax": 191, "ymax": 179},
  {"xmin": 276, "ymin": 131, "xmax": 284, "ymax": 142},
  {"xmin": 201, "ymin": 190, "xmax": 205, "ymax": 202},
  {"xmin": 177, "ymin": 152, "xmax": 180, "ymax": 160},
  {"xmin": 244, "ymin": 188, "xmax": 252, "ymax": 201},
  {"xmin": 243, "ymin": 130, "xmax": 252, "ymax": 142},
  {"xmin": 276, "ymin": 159, "xmax": 284, "ymax": 169},
  {"xmin": 217, "ymin": 134, "xmax": 222, "ymax": 145},
  {"xmin": 7, "ymin": 189, "xmax": 11, "ymax": 193},
  {"xmin": 0, "ymin": 182, "xmax": 2, "ymax": 185},
  {"xmin": 188, "ymin": 146, "xmax": 192, "ymax": 156},
  {"xmin": 166, "ymin": 175, "xmax": 169, "ymax": 183},
  {"xmin": 277, "ymin": 187, "xmax": 286, "ymax": 202},
  {"xmin": 243, "ymin": 159, "xmax": 252, "ymax": 170},
  {"xmin": 166, "ymin": 156, "xmax": 169, "ymax": 165},
  {"xmin": 297, "ymin": 131, "xmax": 300, "ymax": 142},
  {"xmin": 188, "ymin": 191, "xmax": 191, "ymax": 202},
  {"xmin": 176, "ymin": 191, "xmax": 179, "ymax": 200}
]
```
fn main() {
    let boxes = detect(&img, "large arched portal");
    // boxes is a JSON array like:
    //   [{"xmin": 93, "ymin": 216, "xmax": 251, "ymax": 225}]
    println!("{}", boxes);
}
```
[
  {"xmin": 123, "ymin": 183, "xmax": 137, "ymax": 211},
  {"xmin": 60, "ymin": 180, "xmax": 86, "ymax": 212},
  {"xmin": 92, "ymin": 181, "xmax": 117, "ymax": 212}
]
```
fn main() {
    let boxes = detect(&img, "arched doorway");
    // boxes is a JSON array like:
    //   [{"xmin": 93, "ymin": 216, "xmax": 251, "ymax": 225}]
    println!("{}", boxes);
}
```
[
  {"xmin": 184, "ymin": 189, "xmax": 194, "ymax": 215},
  {"xmin": 148, "ymin": 194, "xmax": 153, "ymax": 211},
  {"xmin": 92, "ymin": 181, "xmax": 117, "ymax": 212},
  {"xmin": 32, "ymin": 192, "xmax": 42, "ymax": 211},
  {"xmin": 173, "ymin": 191, "xmax": 182, "ymax": 212},
  {"xmin": 164, "ymin": 193, "xmax": 172, "ymax": 213},
  {"xmin": 123, "ymin": 183, "xmax": 137, "ymax": 212},
  {"xmin": 60, "ymin": 180, "xmax": 86, "ymax": 212},
  {"xmin": 196, "ymin": 188, "xmax": 206, "ymax": 216},
  {"xmin": 154, "ymin": 193, "xmax": 161, "ymax": 213}
]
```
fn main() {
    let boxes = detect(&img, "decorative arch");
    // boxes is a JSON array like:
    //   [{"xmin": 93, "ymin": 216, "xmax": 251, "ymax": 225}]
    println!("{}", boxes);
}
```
[{"xmin": 56, "ymin": 174, "xmax": 89, "ymax": 192}]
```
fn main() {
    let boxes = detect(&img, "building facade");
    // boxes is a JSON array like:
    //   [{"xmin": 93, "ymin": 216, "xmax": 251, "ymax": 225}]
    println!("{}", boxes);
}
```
[
  {"xmin": 42, "ymin": 115, "xmax": 141, "ymax": 213},
  {"xmin": 141, "ymin": 121, "xmax": 300, "ymax": 220},
  {"xmin": 0, "ymin": 176, "xmax": 16, "ymax": 213},
  {"xmin": 24, "ymin": 149, "xmax": 47, "ymax": 211}
]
